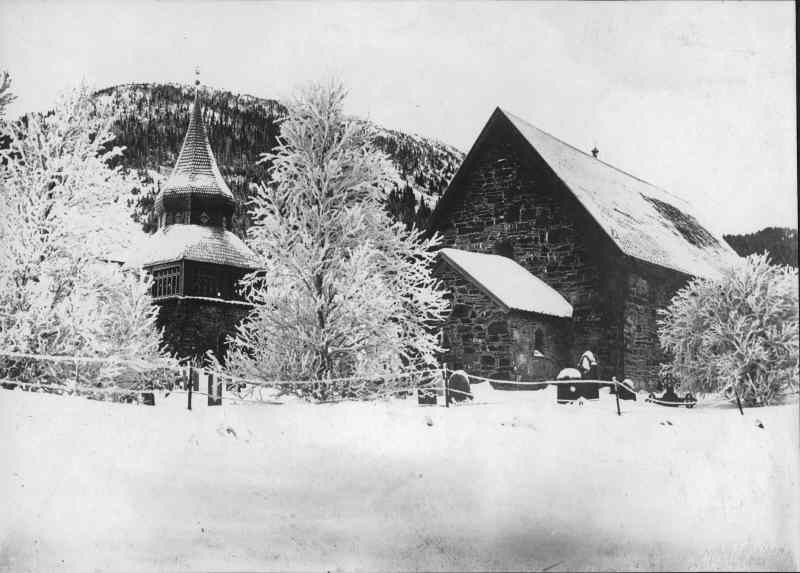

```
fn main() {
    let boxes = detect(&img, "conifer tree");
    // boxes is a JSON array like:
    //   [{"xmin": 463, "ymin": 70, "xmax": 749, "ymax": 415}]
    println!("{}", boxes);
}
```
[{"xmin": 225, "ymin": 82, "xmax": 448, "ymax": 399}]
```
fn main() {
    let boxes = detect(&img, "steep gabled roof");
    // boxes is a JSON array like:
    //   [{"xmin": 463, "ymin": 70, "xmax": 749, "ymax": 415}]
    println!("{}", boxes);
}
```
[
  {"xmin": 155, "ymin": 90, "xmax": 235, "ymax": 214},
  {"xmin": 127, "ymin": 224, "xmax": 261, "ymax": 270},
  {"xmin": 439, "ymin": 248, "xmax": 573, "ymax": 318},
  {"xmin": 430, "ymin": 108, "xmax": 738, "ymax": 279}
]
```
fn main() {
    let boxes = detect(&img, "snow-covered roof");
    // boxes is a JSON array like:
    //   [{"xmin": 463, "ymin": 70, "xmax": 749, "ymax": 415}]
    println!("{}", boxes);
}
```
[
  {"xmin": 502, "ymin": 110, "xmax": 738, "ymax": 279},
  {"xmin": 155, "ymin": 91, "xmax": 235, "ymax": 214},
  {"xmin": 439, "ymin": 248, "xmax": 573, "ymax": 318},
  {"xmin": 431, "ymin": 108, "xmax": 739, "ymax": 280},
  {"xmin": 125, "ymin": 224, "xmax": 260, "ymax": 270}
]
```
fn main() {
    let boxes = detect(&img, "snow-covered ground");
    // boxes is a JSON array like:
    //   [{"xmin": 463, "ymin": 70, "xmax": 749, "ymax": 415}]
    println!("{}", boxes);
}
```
[{"xmin": 1, "ymin": 383, "xmax": 798, "ymax": 572}]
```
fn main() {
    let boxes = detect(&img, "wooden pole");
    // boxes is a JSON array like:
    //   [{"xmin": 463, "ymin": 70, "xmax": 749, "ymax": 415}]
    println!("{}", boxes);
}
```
[
  {"xmin": 614, "ymin": 379, "xmax": 621, "ymax": 416},
  {"xmin": 443, "ymin": 364, "xmax": 449, "ymax": 408},
  {"xmin": 735, "ymin": 390, "xmax": 744, "ymax": 416},
  {"xmin": 187, "ymin": 367, "xmax": 193, "ymax": 411}
]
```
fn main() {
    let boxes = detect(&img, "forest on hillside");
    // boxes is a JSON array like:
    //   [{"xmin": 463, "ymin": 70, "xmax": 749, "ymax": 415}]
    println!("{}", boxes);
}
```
[
  {"xmin": 724, "ymin": 227, "xmax": 798, "ymax": 267},
  {"xmin": 95, "ymin": 83, "xmax": 463, "ymax": 237}
]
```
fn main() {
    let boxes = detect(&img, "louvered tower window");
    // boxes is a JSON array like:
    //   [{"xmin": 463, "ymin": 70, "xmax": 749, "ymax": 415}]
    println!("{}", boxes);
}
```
[{"xmin": 152, "ymin": 265, "xmax": 181, "ymax": 298}]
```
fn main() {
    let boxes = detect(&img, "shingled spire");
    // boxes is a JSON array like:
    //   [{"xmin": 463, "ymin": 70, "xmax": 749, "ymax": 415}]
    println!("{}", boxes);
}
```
[
  {"xmin": 128, "ymin": 69, "xmax": 259, "ymax": 361},
  {"xmin": 155, "ymin": 69, "xmax": 235, "ymax": 216}
]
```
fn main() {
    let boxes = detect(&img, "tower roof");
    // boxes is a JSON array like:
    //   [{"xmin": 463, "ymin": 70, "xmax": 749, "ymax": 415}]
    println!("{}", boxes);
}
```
[
  {"xmin": 155, "ymin": 88, "xmax": 234, "ymax": 214},
  {"xmin": 127, "ymin": 224, "xmax": 261, "ymax": 270}
]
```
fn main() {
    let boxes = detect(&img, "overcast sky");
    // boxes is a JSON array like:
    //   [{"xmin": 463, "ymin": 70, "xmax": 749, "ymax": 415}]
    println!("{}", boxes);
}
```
[{"xmin": 1, "ymin": 1, "xmax": 795, "ymax": 234}]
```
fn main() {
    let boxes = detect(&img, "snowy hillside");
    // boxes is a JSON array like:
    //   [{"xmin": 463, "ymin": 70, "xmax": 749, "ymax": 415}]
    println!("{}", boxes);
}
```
[
  {"xmin": 94, "ymin": 83, "xmax": 463, "ymax": 235},
  {"xmin": 1, "ymin": 386, "xmax": 797, "ymax": 571}
]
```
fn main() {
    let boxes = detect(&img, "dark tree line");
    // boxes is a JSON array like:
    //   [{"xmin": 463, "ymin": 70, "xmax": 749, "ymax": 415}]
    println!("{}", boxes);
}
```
[
  {"xmin": 93, "ymin": 83, "xmax": 462, "ymax": 237},
  {"xmin": 724, "ymin": 227, "xmax": 798, "ymax": 268}
]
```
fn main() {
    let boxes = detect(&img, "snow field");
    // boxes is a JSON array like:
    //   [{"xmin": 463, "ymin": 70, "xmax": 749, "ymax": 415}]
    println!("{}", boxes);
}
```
[{"xmin": 1, "ymin": 384, "xmax": 798, "ymax": 571}]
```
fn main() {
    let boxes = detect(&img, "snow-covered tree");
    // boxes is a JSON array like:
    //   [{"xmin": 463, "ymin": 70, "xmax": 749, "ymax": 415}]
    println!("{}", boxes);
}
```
[
  {"xmin": 0, "ymin": 71, "xmax": 15, "ymax": 117},
  {"xmin": 0, "ymin": 81, "xmax": 172, "ymax": 391},
  {"xmin": 225, "ymin": 82, "xmax": 448, "ymax": 399},
  {"xmin": 658, "ymin": 254, "xmax": 799, "ymax": 405}
]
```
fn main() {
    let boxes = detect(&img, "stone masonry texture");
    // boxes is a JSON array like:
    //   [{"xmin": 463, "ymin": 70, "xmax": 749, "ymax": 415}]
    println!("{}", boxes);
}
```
[
  {"xmin": 435, "ymin": 263, "xmax": 572, "ymax": 381},
  {"xmin": 434, "ymin": 118, "xmax": 688, "ymax": 388}
]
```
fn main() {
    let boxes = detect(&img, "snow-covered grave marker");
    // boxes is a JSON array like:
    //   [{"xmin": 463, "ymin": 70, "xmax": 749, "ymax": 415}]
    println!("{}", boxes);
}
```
[
  {"xmin": 207, "ymin": 371, "xmax": 222, "ymax": 407},
  {"xmin": 440, "ymin": 367, "xmax": 647, "ymax": 416},
  {"xmin": 183, "ymin": 367, "xmax": 223, "ymax": 410}
]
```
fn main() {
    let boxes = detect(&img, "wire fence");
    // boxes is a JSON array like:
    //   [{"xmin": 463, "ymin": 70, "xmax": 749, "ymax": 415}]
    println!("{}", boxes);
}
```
[
  {"xmin": 1, "ymin": 349, "xmax": 795, "ymax": 414},
  {"xmin": 0, "ymin": 350, "xmax": 445, "ymax": 407}
]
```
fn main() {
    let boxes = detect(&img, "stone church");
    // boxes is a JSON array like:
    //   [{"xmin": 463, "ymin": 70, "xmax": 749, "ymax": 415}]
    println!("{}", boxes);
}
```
[
  {"xmin": 128, "ymin": 85, "xmax": 260, "ymax": 361},
  {"xmin": 429, "ymin": 107, "xmax": 738, "ymax": 388}
]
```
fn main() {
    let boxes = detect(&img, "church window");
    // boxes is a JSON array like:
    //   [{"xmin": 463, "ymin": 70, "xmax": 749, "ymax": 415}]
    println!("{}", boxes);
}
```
[
  {"xmin": 494, "ymin": 240, "xmax": 515, "ymax": 260},
  {"xmin": 504, "ymin": 203, "xmax": 520, "ymax": 222},
  {"xmin": 549, "ymin": 229, "xmax": 565, "ymax": 244},
  {"xmin": 151, "ymin": 265, "xmax": 181, "ymax": 298},
  {"xmin": 534, "ymin": 328, "xmax": 545, "ymax": 352},
  {"xmin": 199, "ymin": 211, "xmax": 210, "ymax": 225}
]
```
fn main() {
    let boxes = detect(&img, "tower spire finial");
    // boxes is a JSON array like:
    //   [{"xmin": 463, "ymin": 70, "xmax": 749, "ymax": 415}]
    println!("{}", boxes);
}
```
[{"xmin": 194, "ymin": 66, "xmax": 200, "ymax": 93}]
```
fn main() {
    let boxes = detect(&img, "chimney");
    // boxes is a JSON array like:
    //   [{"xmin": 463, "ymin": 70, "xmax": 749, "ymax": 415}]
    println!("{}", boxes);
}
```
[{"xmin": 591, "ymin": 146, "xmax": 599, "ymax": 158}]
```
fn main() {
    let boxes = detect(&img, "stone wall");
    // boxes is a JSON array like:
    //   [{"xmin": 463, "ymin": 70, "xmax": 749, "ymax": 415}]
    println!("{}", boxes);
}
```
[
  {"xmin": 436, "ymin": 263, "xmax": 510, "ymax": 378},
  {"xmin": 155, "ymin": 298, "xmax": 251, "ymax": 362},
  {"xmin": 436, "ymin": 119, "xmax": 625, "ymax": 378},
  {"xmin": 508, "ymin": 314, "xmax": 573, "ymax": 380},
  {"xmin": 623, "ymin": 260, "xmax": 688, "ymax": 389},
  {"xmin": 435, "ymin": 263, "xmax": 572, "ymax": 380}
]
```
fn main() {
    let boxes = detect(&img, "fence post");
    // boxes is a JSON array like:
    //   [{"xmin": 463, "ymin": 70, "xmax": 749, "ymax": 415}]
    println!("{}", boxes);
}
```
[
  {"xmin": 443, "ymin": 364, "xmax": 450, "ymax": 408},
  {"xmin": 615, "ymin": 379, "xmax": 621, "ymax": 416},
  {"xmin": 73, "ymin": 356, "xmax": 79, "ymax": 396},
  {"xmin": 187, "ymin": 367, "xmax": 193, "ymax": 411},
  {"xmin": 142, "ymin": 380, "xmax": 156, "ymax": 406},
  {"xmin": 735, "ymin": 389, "xmax": 744, "ymax": 416}
]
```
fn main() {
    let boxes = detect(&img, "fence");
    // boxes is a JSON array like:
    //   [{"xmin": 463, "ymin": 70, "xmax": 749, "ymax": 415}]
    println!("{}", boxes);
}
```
[
  {"xmin": 2, "ymin": 349, "xmax": 789, "ymax": 415},
  {"xmin": 0, "ymin": 350, "xmax": 445, "ymax": 408}
]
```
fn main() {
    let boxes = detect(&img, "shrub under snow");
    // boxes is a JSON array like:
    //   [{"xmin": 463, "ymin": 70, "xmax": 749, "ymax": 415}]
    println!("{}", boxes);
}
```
[{"xmin": 658, "ymin": 253, "xmax": 799, "ymax": 405}]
